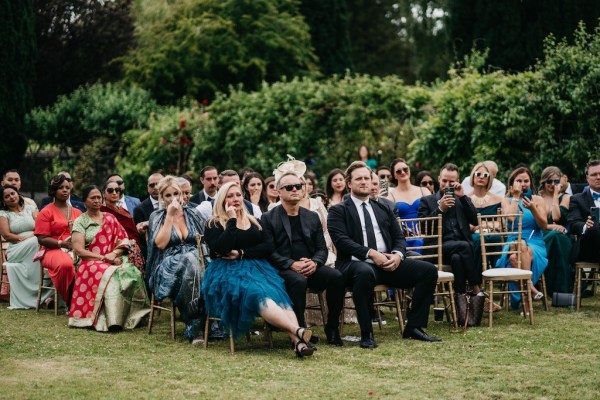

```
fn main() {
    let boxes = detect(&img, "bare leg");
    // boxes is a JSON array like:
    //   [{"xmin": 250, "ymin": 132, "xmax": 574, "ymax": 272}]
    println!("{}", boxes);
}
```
[{"xmin": 259, "ymin": 299, "xmax": 311, "ymax": 345}]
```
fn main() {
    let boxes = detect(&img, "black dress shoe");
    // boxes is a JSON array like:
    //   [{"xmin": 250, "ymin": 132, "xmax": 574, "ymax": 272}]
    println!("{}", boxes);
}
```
[
  {"xmin": 324, "ymin": 325, "xmax": 344, "ymax": 346},
  {"xmin": 359, "ymin": 332, "xmax": 378, "ymax": 349},
  {"xmin": 309, "ymin": 335, "xmax": 320, "ymax": 345},
  {"xmin": 402, "ymin": 327, "xmax": 442, "ymax": 342}
]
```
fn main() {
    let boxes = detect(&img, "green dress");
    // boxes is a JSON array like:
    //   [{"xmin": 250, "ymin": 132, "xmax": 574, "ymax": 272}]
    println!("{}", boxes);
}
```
[{"xmin": 542, "ymin": 195, "xmax": 574, "ymax": 294}]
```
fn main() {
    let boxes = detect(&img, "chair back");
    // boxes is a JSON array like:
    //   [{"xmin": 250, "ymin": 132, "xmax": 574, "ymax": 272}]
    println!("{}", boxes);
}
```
[
  {"xmin": 477, "ymin": 212, "xmax": 523, "ymax": 272},
  {"xmin": 397, "ymin": 215, "xmax": 443, "ymax": 269}
]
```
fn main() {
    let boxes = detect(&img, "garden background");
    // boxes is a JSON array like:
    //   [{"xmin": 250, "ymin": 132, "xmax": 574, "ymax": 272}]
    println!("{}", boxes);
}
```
[{"xmin": 2, "ymin": 0, "xmax": 600, "ymax": 198}]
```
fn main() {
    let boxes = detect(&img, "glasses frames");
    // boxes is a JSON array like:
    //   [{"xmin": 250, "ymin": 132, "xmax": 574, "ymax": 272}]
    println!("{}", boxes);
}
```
[
  {"xmin": 281, "ymin": 183, "xmax": 304, "ymax": 191},
  {"xmin": 394, "ymin": 167, "xmax": 410, "ymax": 175},
  {"xmin": 106, "ymin": 187, "xmax": 122, "ymax": 194},
  {"xmin": 474, "ymin": 172, "xmax": 490, "ymax": 178},
  {"xmin": 545, "ymin": 179, "xmax": 560, "ymax": 185},
  {"xmin": 420, "ymin": 180, "xmax": 434, "ymax": 187}
]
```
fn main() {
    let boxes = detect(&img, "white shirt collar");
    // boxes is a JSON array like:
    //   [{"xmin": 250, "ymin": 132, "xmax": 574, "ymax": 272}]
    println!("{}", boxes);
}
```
[{"xmin": 350, "ymin": 195, "xmax": 370, "ymax": 209}]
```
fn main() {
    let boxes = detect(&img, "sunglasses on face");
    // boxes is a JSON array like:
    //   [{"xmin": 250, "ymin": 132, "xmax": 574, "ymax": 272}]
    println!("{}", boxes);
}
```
[
  {"xmin": 280, "ymin": 183, "xmax": 304, "ymax": 191},
  {"xmin": 64, "ymin": 177, "xmax": 73, "ymax": 183},
  {"xmin": 545, "ymin": 179, "xmax": 560, "ymax": 185},
  {"xmin": 395, "ymin": 167, "xmax": 409, "ymax": 175},
  {"xmin": 268, "ymin": 184, "xmax": 276, "ymax": 189},
  {"xmin": 420, "ymin": 180, "xmax": 434, "ymax": 187},
  {"xmin": 106, "ymin": 188, "xmax": 122, "ymax": 194},
  {"xmin": 148, "ymin": 182, "xmax": 157, "ymax": 188},
  {"xmin": 113, "ymin": 180, "xmax": 124, "ymax": 185},
  {"xmin": 378, "ymin": 174, "xmax": 391, "ymax": 179},
  {"xmin": 474, "ymin": 172, "xmax": 490, "ymax": 178}
]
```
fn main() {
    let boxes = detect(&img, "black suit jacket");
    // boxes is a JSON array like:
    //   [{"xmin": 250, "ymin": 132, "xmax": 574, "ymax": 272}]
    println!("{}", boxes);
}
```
[
  {"xmin": 568, "ymin": 187, "xmax": 595, "ymax": 235},
  {"xmin": 189, "ymin": 191, "xmax": 207, "ymax": 206},
  {"xmin": 261, "ymin": 205, "xmax": 327, "ymax": 270},
  {"xmin": 418, "ymin": 192, "xmax": 478, "ymax": 242},
  {"xmin": 327, "ymin": 197, "xmax": 406, "ymax": 268},
  {"xmin": 133, "ymin": 197, "xmax": 156, "ymax": 225}
]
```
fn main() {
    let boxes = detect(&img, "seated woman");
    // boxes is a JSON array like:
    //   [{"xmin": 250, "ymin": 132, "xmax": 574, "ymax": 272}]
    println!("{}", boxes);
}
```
[
  {"xmin": 34, "ymin": 174, "xmax": 83, "ymax": 309},
  {"xmin": 264, "ymin": 176, "xmax": 279, "ymax": 205},
  {"xmin": 415, "ymin": 170, "xmax": 437, "ymax": 194},
  {"xmin": 146, "ymin": 176, "xmax": 205, "ymax": 343},
  {"xmin": 325, "ymin": 168, "xmax": 347, "ymax": 209},
  {"xmin": 538, "ymin": 166, "xmax": 573, "ymax": 295},
  {"xmin": 386, "ymin": 158, "xmax": 431, "ymax": 251},
  {"xmin": 100, "ymin": 180, "xmax": 145, "ymax": 274},
  {"xmin": 69, "ymin": 186, "xmax": 149, "ymax": 330},
  {"xmin": 0, "ymin": 185, "xmax": 53, "ymax": 309},
  {"xmin": 242, "ymin": 172, "xmax": 270, "ymax": 213},
  {"xmin": 202, "ymin": 182, "xmax": 314, "ymax": 358},
  {"xmin": 497, "ymin": 167, "xmax": 548, "ymax": 309}
]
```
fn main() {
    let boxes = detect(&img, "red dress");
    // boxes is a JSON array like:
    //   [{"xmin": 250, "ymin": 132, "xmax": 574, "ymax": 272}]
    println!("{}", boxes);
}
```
[{"xmin": 34, "ymin": 204, "xmax": 82, "ymax": 305}]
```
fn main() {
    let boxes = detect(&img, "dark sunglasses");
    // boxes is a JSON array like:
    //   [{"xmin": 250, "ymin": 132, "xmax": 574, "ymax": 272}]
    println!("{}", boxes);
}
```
[
  {"xmin": 267, "ymin": 184, "xmax": 276, "ymax": 189},
  {"xmin": 474, "ymin": 172, "xmax": 490, "ymax": 178},
  {"xmin": 281, "ymin": 183, "xmax": 304, "ymax": 191},
  {"xmin": 106, "ymin": 187, "xmax": 122, "ymax": 194},
  {"xmin": 395, "ymin": 167, "xmax": 409, "ymax": 175},
  {"xmin": 420, "ymin": 180, "xmax": 434, "ymax": 187},
  {"xmin": 114, "ymin": 180, "xmax": 124, "ymax": 185},
  {"xmin": 545, "ymin": 179, "xmax": 560, "ymax": 185},
  {"xmin": 378, "ymin": 174, "xmax": 391, "ymax": 179},
  {"xmin": 64, "ymin": 177, "xmax": 73, "ymax": 183},
  {"xmin": 148, "ymin": 182, "xmax": 158, "ymax": 188}
]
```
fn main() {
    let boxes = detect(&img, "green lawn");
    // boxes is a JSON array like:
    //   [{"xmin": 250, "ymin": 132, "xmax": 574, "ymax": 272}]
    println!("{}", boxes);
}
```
[{"xmin": 0, "ymin": 299, "xmax": 599, "ymax": 400}]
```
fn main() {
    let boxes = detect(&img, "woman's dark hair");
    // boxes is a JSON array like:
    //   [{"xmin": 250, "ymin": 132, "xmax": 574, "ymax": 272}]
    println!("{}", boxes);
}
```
[
  {"xmin": 48, "ymin": 174, "xmax": 68, "ymax": 197},
  {"xmin": 303, "ymin": 173, "xmax": 318, "ymax": 194},
  {"xmin": 389, "ymin": 158, "xmax": 408, "ymax": 186},
  {"xmin": 325, "ymin": 168, "xmax": 347, "ymax": 201},
  {"xmin": 357, "ymin": 145, "xmax": 370, "ymax": 160},
  {"xmin": 507, "ymin": 167, "xmax": 536, "ymax": 195},
  {"xmin": 81, "ymin": 185, "xmax": 103, "ymax": 203},
  {"xmin": 415, "ymin": 170, "xmax": 437, "ymax": 192},
  {"xmin": 0, "ymin": 185, "xmax": 24, "ymax": 210},
  {"xmin": 241, "ymin": 172, "xmax": 269, "ymax": 213}
]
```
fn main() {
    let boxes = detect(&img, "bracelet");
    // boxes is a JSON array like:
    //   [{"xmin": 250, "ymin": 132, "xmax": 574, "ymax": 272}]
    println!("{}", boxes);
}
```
[{"xmin": 57, "ymin": 240, "xmax": 62, "ymax": 248}]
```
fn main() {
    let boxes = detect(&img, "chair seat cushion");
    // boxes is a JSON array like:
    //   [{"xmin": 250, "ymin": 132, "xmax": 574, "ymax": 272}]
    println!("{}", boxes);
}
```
[
  {"xmin": 482, "ymin": 268, "xmax": 532, "ymax": 280},
  {"xmin": 437, "ymin": 271, "xmax": 454, "ymax": 282}
]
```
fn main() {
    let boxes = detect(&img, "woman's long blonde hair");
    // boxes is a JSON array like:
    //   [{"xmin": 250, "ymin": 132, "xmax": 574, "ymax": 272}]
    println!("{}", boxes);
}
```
[{"xmin": 208, "ymin": 181, "xmax": 261, "ymax": 230}]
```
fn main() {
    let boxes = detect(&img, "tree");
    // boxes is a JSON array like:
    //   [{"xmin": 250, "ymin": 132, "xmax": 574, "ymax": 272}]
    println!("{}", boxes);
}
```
[
  {"xmin": 0, "ymin": 0, "xmax": 35, "ymax": 173},
  {"xmin": 33, "ymin": 0, "xmax": 136, "ymax": 106},
  {"xmin": 123, "ymin": 0, "xmax": 319, "ymax": 103}
]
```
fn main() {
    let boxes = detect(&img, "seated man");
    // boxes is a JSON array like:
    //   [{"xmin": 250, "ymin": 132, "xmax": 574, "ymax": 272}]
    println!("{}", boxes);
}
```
[
  {"xmin": 568, "ymin": 159, "xmax": 600, "ymax": 264},
  {"xmin": 190, "ymin": 166, "xmax": 218, "ymax": 205},
  {"xmin": 328, "ymin": 161, "xmax": 440, "ymax": 348},
  {"xmin": 262, "ymin": 172, "xmax": 345, "ymax": 346},
  {"xmin": 178, "ymin": 176, "xmax": 198, "ymax": 208},
  {"xmin": 418, "ymin": 163, "xmax": 481, "ymax": 295}
]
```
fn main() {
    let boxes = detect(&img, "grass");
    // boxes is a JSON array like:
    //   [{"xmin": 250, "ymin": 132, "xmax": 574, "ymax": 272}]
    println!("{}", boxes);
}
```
[{"xmin": 1, "ymin": 298, "xmax": 599, "ymax": 400}]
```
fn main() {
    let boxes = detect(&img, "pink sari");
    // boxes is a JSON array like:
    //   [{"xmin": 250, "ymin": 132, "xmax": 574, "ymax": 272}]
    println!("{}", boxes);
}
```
[{"xmin": 69, "ymin": 213, "xmax": 149, "ymax": 330}]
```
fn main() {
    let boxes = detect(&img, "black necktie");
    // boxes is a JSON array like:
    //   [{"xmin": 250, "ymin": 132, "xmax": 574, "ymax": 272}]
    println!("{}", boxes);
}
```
[{"xmin": 362, "ymin": 202, "xmax": 377, "ymax": 250}]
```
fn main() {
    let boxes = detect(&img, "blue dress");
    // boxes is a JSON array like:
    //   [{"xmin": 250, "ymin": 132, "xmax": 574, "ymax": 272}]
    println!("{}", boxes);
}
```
[
  {"xmin": 396, "ymin": 198, "xmax": 424, "ymax": 251},
  {"xmin": 202, "ymin": 219, "xmax": 292, "ymax": 339},
  {"xmin": 495, "ymin": 201, "xmax": 548, "ymax": 306}
]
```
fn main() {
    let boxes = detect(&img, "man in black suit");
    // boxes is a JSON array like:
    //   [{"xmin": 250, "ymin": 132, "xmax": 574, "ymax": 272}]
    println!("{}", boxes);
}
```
[
  {"xmin": 262, "ymin": 172, "xmax": 345, "ymax": 346},
  {"xmin": 328, "ymin": 161, "xmax": 440, "ymax": 348},
  {"xmin": 190, "ymin": 166, "xmax": 218, "ymax": 205},
  {"xmin": 133, "ymin": 173, "xmax": 163, "ymax": 256},
  {"xmin": 568, "ymin": 160, "xmax": 600, "ymax": 263},
  {"xmin": 418, "ymin": 163, "xmax": 481, "ymax": 294}
]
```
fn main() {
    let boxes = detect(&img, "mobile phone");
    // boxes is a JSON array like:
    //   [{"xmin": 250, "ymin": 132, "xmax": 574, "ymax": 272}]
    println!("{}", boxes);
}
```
[
  {"xmin": 444, "ymin": 187, "xmax": 454, "ymax": 196},
  {"xmin": 591, "ymin": 207, "xmax": 599, "ymax": 223},
  {"xmin": 380, "ymin": 179, "xmax": 388, "ymax": 191},
  {"xmin": 523, "ymin": 188, "xmax": 532, "ymax": 201}
]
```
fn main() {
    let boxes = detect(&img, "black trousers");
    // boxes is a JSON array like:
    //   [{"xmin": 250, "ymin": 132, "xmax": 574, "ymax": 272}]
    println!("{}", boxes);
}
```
[
  {"xmin": 442, "ymin": 240, "xmax": 481, "ymax": 293},
  {"xmin": 279, "ymin": 266, "xmax": 345, "ymax": 328},
  {"xmin": 338, "ymin": 258, "xmax": 438, "ymax": 335},
  {"xmin": 578, "ymin": 227, "xmax": 600, "ymax": 262}
]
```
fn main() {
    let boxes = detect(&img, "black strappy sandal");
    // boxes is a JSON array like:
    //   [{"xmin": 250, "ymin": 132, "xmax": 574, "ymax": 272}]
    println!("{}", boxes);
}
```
[
  {"xmin": 294, "ymin": 341, "xmax": 315, "ymax": 358},
  {"xmin": 295, "ymin": 327, "xmax": 312, "ymax": 344}
]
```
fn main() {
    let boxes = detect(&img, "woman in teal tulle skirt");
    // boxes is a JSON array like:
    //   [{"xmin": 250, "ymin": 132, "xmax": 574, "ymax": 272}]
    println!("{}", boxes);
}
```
[{"xmin": 202, "ymin": 182, "xmax": 314, "ymax": 358}]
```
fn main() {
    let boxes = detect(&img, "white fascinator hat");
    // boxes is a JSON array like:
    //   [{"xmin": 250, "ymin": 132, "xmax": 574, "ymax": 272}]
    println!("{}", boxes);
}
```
[{"xmin": 273, "ymin": 154, "xmax": 307, "ymax": 184}]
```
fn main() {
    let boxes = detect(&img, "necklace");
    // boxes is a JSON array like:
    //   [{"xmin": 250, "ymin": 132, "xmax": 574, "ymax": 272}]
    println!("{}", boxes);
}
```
[{"xmin": 471, "ymin": 193, "xmax": 491, "ymax": 207}]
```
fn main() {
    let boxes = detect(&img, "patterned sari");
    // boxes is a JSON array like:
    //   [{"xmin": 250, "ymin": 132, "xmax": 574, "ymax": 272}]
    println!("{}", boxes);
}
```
[{"xmin": 68, "ymin": 212, "xmax": 150, "ymax": 331}]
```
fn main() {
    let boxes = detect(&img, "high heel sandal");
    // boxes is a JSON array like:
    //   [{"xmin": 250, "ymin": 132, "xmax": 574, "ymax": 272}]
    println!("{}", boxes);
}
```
[
  {"xmin": 295, "ymin": 327, "xmax": 312, "ymax": 344},
  {"xmin": 294, "ymin": 341, "xmax": 314, "ymax": 358}
]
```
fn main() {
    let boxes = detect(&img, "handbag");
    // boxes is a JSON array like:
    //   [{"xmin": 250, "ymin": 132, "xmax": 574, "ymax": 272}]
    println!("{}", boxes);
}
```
[
  {"xmin": 552, "ymin": 292, "xmax": 576, "ymax": 308},
  {"xmin": 33, "ymin": 248, "xmax": 46, "ymax": 262},
  {"xmin": 454, "ymin": 293, "xmax": 485, "ymax": 329}
]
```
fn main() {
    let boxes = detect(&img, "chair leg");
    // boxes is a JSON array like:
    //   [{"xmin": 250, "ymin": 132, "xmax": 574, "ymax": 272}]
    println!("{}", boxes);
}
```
[
  {"xmin": 204, "ymin": 317, "xmax": 211, "ymax": 349},
  {"xmin": 170, "ymin": 301, "xmax": 176, "ymax": 341},
  {"xmin": 393, "ymin": 289, "xmax": 404, "ymax": 334},
  {"xmin": 575, "ymin": 267, "xmax": 582, "ymax": 312},
  {"xmin": 447, "ymin": 282, "xmax": 458, "ymax": 329},
  {"xmin": 229, "ymin": 328, "xmax": 235, "ymax": 354},
  {"xmin": 36, "ymin": 266, "xmax": 44, "ymax": 312},
  {"xmin": 526, "ymin": 280, "xmax": 534, "ymax": 325},
  {"xmin": 540, "ymin": 274, "xmax": 549, "ymax": 311},
  {"xmin": 317, "ymin": 291, "xmax": 327, "ymax": 326},
  {"xmin": 148, "ymin": 294, "xmax": 155, "ymax": 334},
  {"xmin": 54, "ymin": 291, "xmax": 58, "ymax": 316},
  {"xmin": 488, "ymin": 280, "xmax": 494, "ymax": 328}
]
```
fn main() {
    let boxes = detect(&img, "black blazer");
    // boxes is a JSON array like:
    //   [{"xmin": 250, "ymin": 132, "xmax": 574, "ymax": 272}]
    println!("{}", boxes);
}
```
[
  {"xmin": 189, "ymin": 191, "xmax": 207, "ymax": 206},
  {"xmin": 418, "ymin": 192, "xmax": 478, "ymax": 242},
  {"xmin": 261, "ymin": 205, "xmax": 328, "ymax": 270},
  {"xmin": 327, "ymin": 196, "xmax": 406, "ymax": 267},
  {"xmin": 568, "ymin": 187, "xmax": 595, "ymax": 235},
  {"xmin": 133, "ymin": 197, "xmax": 155, "ymax": 225}
]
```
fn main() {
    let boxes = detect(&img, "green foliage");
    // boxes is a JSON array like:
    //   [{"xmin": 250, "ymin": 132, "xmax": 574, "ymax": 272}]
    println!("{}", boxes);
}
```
[
  {"xmin": 25, "ymin": 83, "xmax": 157, "ymax": 151},
  {"xmin": 115, "ymin": 101, "xmax": 208, "ymax": 198},
  {"xmin": 0, "ymin": 0, "xmax": 35, "ymax": 173},
  {"xmin": 123, "ymin": 0, "xmax": 319, "ymax": 103},
  {"xmin": 191, "ymin": 74, "xmax": 431, "ymax": 179}
]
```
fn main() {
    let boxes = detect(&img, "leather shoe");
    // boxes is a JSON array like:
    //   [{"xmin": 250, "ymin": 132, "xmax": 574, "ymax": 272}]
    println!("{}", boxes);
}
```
[
  {"xmin": 324, "ymin": 325, "xmax": 344, "ymax": 346},
  {"xmin": 402, "ymin": 327, "xmax": 442, "ymax": 342},
  {"xmin": 359, "ymin": 332, "xmax": 378, "ymax": 349}
]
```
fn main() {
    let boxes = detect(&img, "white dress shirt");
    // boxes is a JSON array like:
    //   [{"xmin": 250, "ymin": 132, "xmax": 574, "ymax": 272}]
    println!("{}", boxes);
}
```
[{"xmin": 350, "ymin": 196, "xmax": 387, "ymax": 262}]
